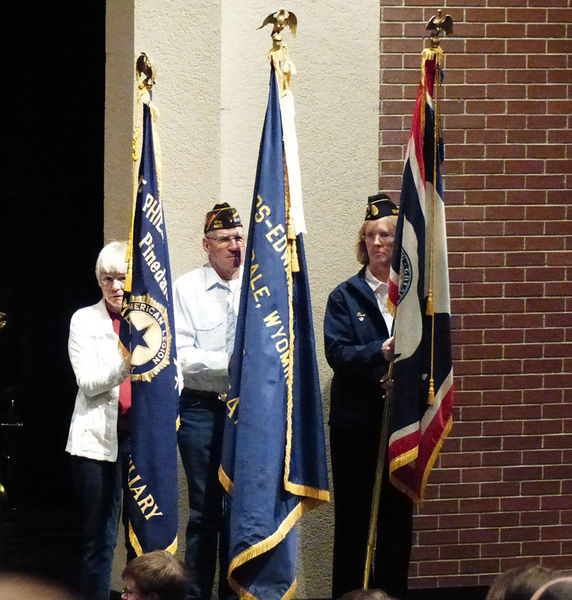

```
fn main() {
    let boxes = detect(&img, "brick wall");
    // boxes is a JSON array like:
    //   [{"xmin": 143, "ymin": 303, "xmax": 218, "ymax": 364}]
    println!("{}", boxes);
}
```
[{"xmin": 379, "ymin": 0, "xmax": 572, "ymax": 590}]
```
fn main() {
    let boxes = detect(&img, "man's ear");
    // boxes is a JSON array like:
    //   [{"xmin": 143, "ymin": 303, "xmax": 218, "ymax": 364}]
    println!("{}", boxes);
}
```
[{"xmin": 202, "ymin": 236, "xmax": 209, "ymax": 252}]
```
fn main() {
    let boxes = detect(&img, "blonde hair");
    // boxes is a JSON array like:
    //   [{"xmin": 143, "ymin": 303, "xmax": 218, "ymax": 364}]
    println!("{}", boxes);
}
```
[{"xmin": 356, "ymin": 222, "xmax": 369, "ymax": 266}]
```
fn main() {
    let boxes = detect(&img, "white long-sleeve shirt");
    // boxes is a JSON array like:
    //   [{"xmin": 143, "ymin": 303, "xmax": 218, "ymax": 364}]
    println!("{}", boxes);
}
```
[{"xmin": 173, "ymin": 262, "xmax": 243, "ymax": 393}]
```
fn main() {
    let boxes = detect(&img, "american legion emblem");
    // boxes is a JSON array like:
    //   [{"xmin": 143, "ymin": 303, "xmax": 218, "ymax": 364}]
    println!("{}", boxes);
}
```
[{"xmin": 125, "ymin": 294, "xmax": 172, "ymax": 382}]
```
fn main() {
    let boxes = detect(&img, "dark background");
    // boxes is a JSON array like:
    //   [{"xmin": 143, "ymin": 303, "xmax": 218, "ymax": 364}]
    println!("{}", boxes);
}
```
[{"xmin": 1, "ymin": 1, "xmax": 105, "ymax": 589}]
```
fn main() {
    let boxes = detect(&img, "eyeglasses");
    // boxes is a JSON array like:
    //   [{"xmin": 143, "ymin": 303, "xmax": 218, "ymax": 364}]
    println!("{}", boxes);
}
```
[
  {"xmin": 100, "ymin": 274, "xmax": 127, "ymax": 286},
  {"xmin": 121, "ymin": 587, "xmax": 140, "ymax": 598},
  {"xmin": 364, "ymin": 232, "xmax": 395, "ymax": 243},
  {"xmin": 206, "ymin": 234, "xmax": 245, "ymax": 247}
]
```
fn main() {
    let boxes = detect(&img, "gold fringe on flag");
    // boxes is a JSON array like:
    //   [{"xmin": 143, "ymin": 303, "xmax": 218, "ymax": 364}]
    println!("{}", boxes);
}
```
[{"xmin": 423, "ymin": 11, "xmax": 451, "ymax": 406}]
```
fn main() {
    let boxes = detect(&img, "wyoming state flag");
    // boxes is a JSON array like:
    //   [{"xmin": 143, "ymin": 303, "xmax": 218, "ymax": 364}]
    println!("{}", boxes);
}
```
[
  {"xmin": 388, "ymin": 49, "xmax": 454, "ymax": 502},
  {"xmin": 120, "ymin": 92, "xmax": 179, "ymax": 554},
  {"xmin": 219, "ymin": 65, "xmax": 330, "ymax": 600}
]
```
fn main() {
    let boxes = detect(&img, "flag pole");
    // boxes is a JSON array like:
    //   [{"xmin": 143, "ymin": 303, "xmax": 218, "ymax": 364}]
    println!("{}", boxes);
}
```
[
  {"xmin": 261, "ymin": 9, "xmax": 300, "ymax": 273},
  {"xmin": 262, "ymin": 9, "xmax": 300, "ymax": 491},
  {"xmin": 127, "ymin": 53, "xmax": 156, "ymax": 292},
  {"xmin": 259, "ymin": 9, "xmax": 297, "ymax": 92},
  {"xmin": 423, "ymin": 10, "xmax": 451, "ymax": 405},
  {"xmin": 362, "ymin": 11, "xmax": 452, "ymax": 589},
  {"xmin": 362, "ymin": 372, "xmax": 393, "ymax": 589}
]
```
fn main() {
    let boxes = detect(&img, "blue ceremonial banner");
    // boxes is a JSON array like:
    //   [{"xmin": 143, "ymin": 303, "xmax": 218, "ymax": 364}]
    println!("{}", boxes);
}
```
[
  {"xmin": 219, "ymin": 65, "xmax": 330, "ymax": 600},
  {"xmin": 388, "ymin": 49, "xmax": 454, "ymax": 502},
  {"xmin": 120, "ymin": 95, "xmax": 179, "ymax": 554}
]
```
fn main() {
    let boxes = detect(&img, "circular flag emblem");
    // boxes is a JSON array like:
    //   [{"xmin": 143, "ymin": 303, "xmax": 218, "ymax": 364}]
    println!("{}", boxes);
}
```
[
  {"xmin": 125, "ymin": 294, "xmax": 172, "ymax": 382},
  {"xmin": 399, "ymin": 249, "xmax": 413, "ymax": 302}
]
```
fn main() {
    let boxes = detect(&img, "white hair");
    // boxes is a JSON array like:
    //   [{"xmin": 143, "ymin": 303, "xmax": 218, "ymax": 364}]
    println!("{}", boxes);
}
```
[{"xmin": 95, "ymin": 241, "xmax": 128, "ymax": 281}]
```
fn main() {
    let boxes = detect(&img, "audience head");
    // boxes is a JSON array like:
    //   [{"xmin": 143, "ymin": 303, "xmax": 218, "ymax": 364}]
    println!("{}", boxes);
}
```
[
  {"xmin": 340, "ymin": 588, "xmax": 397, "ymax": 600},
  {"xmin": 486, "ymin": 564, "xmax": 556, "ymax": 600},
  {"xmin": 0, "ymin": 573, "xmax": 78, "ymax": 599},
  {"xmin": 121, "ymin": 550, "xmax": 189, "ymax": 600},
  {"xmin": 529, "ymin": 576, "xmax": 572, "ymax": 600}
]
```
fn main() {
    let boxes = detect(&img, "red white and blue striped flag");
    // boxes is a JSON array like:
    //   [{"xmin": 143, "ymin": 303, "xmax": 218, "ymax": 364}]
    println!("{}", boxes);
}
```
[{"xmin": 387, "ymin": 49, "xmax": 454, "ymax": 502}]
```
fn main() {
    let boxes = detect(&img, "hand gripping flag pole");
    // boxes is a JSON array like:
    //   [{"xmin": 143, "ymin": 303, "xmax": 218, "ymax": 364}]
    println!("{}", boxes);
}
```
[
  {"xmin": 363, "ymin": 11, "xmax": 455, "ymax": 588},
  {"xmin": 219, "ymin": 12, "xmax": 330, "ymax": 600},
  {"xmin": 119, "ymin": 53, "xmax": 180, "ymax": 555}
]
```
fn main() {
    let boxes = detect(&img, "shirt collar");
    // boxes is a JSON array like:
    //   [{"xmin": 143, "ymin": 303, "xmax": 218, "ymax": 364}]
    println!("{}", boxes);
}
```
[
  {"xmin": 364, "ymin": 265, "xmax": 387, "ymax": 292},
  {"xmin": 205, "ymin": 262, "xmax": 243, "ymax": 291}
]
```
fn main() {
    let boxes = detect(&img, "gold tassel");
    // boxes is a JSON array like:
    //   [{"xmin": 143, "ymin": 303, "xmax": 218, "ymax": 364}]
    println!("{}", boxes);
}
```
[
  {"xmin": 426, "ymin": 290, "xmax": 434, "ymax": 316},
  {"xmin": 283, "ymin": 142, "xmax": 299, "ymax": 273},
  {"xmin": 288, "ymin": 218, "xmax": 300, "ymax": 273},
  {"xmin": 428, "ymin": 378, "xmax": 435, "ymax": 405}
]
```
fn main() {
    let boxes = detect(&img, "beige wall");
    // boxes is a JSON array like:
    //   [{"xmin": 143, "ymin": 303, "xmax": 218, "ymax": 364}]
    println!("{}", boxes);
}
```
[
  {"xmin": 105, "ymin": 0, "xmax": 135, "ymax": 240},
  {"xmin": 105, "ymin": 1, "xmax": 380, "ymax": 596}
]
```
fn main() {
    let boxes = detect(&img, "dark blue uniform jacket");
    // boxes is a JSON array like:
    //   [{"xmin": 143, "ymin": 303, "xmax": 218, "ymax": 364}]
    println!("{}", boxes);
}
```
[{"xmin": 324, "ymin": 267, "xmax": 392, "ymax": 431}]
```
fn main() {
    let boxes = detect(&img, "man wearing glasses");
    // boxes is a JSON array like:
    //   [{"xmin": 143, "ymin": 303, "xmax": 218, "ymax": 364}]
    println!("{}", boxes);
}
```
[{"xmin": 173, "ymin": 203, "xmax": 244, "ymax": 600}]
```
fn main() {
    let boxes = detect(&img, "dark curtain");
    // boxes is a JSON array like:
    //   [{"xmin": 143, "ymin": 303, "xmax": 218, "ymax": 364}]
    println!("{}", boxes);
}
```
[{"xmin": 1, "ymin": 1, "xmax": 105, "ymax": 514}]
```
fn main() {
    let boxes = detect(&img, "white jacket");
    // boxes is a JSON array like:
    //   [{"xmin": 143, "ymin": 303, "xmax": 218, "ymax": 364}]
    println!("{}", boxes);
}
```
[{"xmin": 65, "ymin": 299, "xmax": 130, "ymax": 461}]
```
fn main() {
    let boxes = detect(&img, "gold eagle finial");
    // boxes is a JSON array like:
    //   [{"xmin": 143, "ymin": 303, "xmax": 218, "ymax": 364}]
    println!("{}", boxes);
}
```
[
  {"xmin": 425, "ymin": 9, "xmax": 453, "ymax": 51},
  {"xmin": 136, "ymin": 52, "xmax": 156, "ymax": 90},
  {"xmin": 426, "ymin": 9, "xmax": 453, "ymax": 37},
  {"xmin": 259, "ymin": 9, "xmax": 298, "ymax": 92},
  {"xmin": 258, "ymin": 9, "xmax": 297, "ymax": 38}
]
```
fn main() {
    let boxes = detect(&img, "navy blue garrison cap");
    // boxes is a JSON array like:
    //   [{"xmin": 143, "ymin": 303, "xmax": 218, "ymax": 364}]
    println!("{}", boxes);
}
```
[{"xmin": 365, "ymin": 193, "xmax": 399, "ymax": 220}]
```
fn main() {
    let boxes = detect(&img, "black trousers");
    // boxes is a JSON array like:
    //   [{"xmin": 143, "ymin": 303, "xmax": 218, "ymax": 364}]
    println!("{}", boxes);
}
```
[{"xmin": 330, "ymin": 427, "xmax": 413, "ymax": 599}]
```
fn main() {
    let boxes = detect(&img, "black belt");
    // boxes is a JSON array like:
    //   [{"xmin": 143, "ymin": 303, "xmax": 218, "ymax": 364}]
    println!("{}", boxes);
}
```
[{"xmin": 182, "ymin": 388, "xmax": 226, "ymax": 402}]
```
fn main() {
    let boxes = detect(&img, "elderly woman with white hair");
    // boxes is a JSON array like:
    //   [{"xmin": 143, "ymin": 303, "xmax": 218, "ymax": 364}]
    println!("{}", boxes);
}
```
[{"xmin": 65, "ymin": 240, "xmax": 134, "ymax": 600}]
